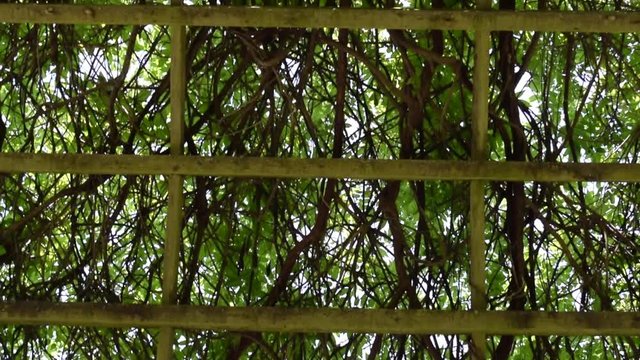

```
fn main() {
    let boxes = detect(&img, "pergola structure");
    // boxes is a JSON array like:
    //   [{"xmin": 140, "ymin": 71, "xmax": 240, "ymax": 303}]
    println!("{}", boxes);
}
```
[{"xmin": 0, "ymin": 3, "xmax": 639, "ymax": 359}]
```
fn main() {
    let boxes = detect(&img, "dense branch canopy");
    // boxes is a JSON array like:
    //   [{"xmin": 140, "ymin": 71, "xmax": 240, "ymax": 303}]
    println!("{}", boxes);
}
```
[{"xmin": 0, "ymin": 0, "xmax": 639, "ymax": 358}]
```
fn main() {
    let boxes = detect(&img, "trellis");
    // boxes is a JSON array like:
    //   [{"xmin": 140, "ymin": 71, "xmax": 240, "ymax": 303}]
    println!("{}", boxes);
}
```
[{"xmin": 0, "ymin": 4, "xmax": 639, "ymax": 360}]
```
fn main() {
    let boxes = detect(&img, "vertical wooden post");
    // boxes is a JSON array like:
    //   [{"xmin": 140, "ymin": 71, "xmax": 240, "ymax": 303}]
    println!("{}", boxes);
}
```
[
  {"xmin": 470, "ymin": 0, "xmax": 491, "ymax": 358},
  {"xmin": 157, "ymin": 1, "xmax": 186, "ymax": 359}
]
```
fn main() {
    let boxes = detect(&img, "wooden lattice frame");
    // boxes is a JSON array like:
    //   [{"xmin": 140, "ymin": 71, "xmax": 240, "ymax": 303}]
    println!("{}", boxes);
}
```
[{"xmin": 1, "ymin": 4, "xmax": 640, "ymax": 359}]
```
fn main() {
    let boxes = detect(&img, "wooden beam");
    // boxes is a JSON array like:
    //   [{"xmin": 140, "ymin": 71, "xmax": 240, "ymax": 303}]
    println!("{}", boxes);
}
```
[
  {"xmin": 469, "ymin": 1, "xmax": 490, "ymax": 357},
  {"xmin": 1, "ymin": 302, "xmax": 638, "ymax": 336},
  {"xmin": 1, "ymin": 154, "xmax": 640, "ymax": 182},
  {"xmin": 0, "ymin": 5, "xmax": 639, "ymax": 33},
  {"xmin": 158, "ymin": 1, "xmax": 187, "ymax": 357}
]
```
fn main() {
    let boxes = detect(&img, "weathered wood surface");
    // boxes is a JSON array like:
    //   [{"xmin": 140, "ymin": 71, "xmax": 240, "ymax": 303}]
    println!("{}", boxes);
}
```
[
  {"xmin": 1, "ymin": 302, "xmax": 638, "ymax": 336},
  {"xmin": 1, "ymin": 153, "xmax": 639, "ymax": 182},
  {"xmin": 0, "ymin": 5, "xmax": 638, "ymax": 33}
]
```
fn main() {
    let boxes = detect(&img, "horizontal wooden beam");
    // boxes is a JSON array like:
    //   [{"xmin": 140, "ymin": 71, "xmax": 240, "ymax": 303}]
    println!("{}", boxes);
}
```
[
  {"xmin": 0, "ymin": 153, "xmax": 639, "ymax": 182},
  {"xmin": 0, "ymin": 5, "xmax": 638, "ymax": 33},
  {"xmin": 0, "ymin": 302, "xmax": 638, "ymax": 336},
  {"xmin": 0, "ymin": 153, "xmax": 638, "ymax": 182}
]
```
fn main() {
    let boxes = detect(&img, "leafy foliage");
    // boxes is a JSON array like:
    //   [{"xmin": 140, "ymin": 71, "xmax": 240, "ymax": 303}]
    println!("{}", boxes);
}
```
[{"xmin": 0, "ymin": 0, "xmax": 639, "ymax": 358}]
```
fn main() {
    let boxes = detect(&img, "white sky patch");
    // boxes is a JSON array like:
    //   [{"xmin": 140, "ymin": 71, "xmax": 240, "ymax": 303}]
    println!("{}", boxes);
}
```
[
  {"xmin": 334, "ymin": 332, "xmax": 349, "ymax": 346},
  {"xmin": 515, "ymin": 69, "xmax": 538, "ymax": 107},
  {"xmin": 533, "ymin": 219, "xmax": 544, "ymax": 233},
  {"xmin": 346, "ymin": 116, "xmax": 360, "ymax": 139}
]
